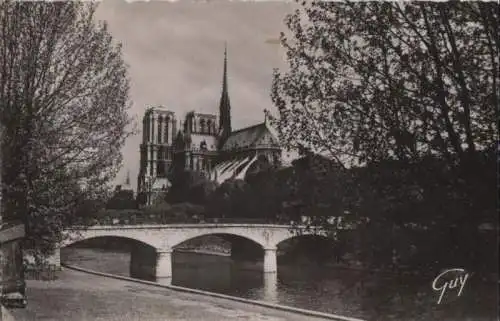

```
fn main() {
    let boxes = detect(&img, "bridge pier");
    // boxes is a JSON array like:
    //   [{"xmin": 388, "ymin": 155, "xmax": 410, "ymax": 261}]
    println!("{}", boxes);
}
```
[
  {"xmin": 155, "ymin": 249, "xmax": 172, "ymax": 284},
  {"xmin": 263, "ymin": 248, "xmax": 277, "ymax": 273}
]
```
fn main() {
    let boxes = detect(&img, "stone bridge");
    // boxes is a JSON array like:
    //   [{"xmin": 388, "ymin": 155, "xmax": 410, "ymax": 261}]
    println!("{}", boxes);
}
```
[{"xmin": 57, "ymin": 224, "xmax": 326, "ymax": 283}]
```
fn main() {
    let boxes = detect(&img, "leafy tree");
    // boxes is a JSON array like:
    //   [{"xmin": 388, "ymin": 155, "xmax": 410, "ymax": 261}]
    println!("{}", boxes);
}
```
[
  {"xmin": 0, "ymin": 2, "xmax": 133, "ymax": 258},
  {"xmin": 167, "ymin": 170, "xmax": 215, "ymax": 205},
  {"xmin": 271, "ymin": 1, "xmax": 497, "ymax": 169},
  {"xmin": 270, "ymin": 2, "xmax": 497, "ymax": 273},
  {"xmin": 169, "ymin": 202, "xmax": 204, "ymax": 221},
  {"xmin": 189, "ymin": 179, "xmax": 217, "ymax": 206},
  {"xmin": 206, "ymin": 179, "xmax": 249, "ymax": 219},
  {"xmin": 143, "ymin": 200, "xmax": 172, "ymax": 218},
  {"xmin": 244, "ymin": 169, "xmax": 284, "ymax": 220},
  {"xmin": 106, "ymin": 185, "xmax": 137, "ymax": 210}
]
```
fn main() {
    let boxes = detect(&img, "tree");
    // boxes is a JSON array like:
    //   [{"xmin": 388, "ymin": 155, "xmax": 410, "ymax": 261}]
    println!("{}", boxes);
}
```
[
  {"xmin": 271, "ymin": 2, "xmax": 497, "ymax": 170},
  {"xmin": 0, "ymin": 2, "xmax": 133, "ymax": 258},
  {"xmin": 167, "ymin": 170, "xmax": 215, "ymax": 205},
  {"xmin": 244, "ymin": 169, "xmax": 284, "ymax": 220},
  {"xmin": 206, "ymin": 179, "xmax": 250, "ymax": 219},
  {"xmin": 188, "ymin": 179, "xmax": 217, "ymax": 206},
  {"xmin": 106, "ymin": 185, "xmax": 137, "ymax": 210},
  {"xmin": 143, "ymin": 200, "xmax": 172, "ymax": 218},
  {"xmin": 73, "ymin": 194, "xmax": 108, "ymax": 225},
  {"xmin": 270, "ymin": 2, "xmax": 498, "ymax": 273}
]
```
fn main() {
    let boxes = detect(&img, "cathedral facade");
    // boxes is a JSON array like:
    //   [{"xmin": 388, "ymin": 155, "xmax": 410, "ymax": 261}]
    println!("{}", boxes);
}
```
[{"xmin": 137, "ymin": 47, "xmax": 282, "ymax": 205}]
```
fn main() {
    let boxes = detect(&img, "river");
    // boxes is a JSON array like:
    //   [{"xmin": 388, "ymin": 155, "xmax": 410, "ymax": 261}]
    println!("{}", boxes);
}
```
[{"xmin": 61, "ymin": 247, "xmax": 497, "ymax": 321}]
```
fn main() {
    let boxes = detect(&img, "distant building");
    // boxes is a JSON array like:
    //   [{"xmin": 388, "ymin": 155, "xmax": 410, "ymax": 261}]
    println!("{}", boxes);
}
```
[
  {"xmin": 137, "ymin": 46, "xmax": 282, "ymax": 205},
  {"xmin": 107, "ymin": 171, "xmax": 137, "ymax": 210}
]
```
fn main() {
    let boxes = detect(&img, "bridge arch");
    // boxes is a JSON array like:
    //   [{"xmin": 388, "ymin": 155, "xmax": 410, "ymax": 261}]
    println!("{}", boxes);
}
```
[
  {"xmin": 63, "ymin": 235, "xmax": 156, "ymax": 250},
  {"xmin": 274, "ymin": 232, "xmax": 333, "ymax": 247},
  {"xmin": 276, "ymin": 233, "xmax": 342, "ymax": 265},
  {"xmin": 61, "ymin": 229, "xmax": 161, "ymax": 250},
  {"xmin": 173, "ymin": 233, "xmax": 268, "ymax": 263},
  {"xmin": 61, "ymin": 235, "xmax": 160, "ymax": 281},
  {"xmin": 167, "ymin": 231, "xmax": 269, "ymax": 250}
]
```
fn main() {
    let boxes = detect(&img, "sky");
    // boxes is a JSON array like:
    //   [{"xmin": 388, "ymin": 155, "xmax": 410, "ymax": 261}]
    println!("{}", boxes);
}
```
[{"xmin": 93, "ymin": 0, "xmax": 297, "ymax": 191}]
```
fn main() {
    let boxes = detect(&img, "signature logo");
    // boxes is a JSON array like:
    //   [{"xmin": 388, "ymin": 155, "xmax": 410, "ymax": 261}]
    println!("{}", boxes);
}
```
[{"xmin": 432, "ymin": 268, "xmax": 469, "ymax": 304}]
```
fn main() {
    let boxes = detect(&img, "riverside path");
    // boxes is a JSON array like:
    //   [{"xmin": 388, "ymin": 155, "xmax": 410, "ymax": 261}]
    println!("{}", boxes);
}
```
[{"xmin": 8, "ymin": 268, "xmax": 346, "ymax": 321}]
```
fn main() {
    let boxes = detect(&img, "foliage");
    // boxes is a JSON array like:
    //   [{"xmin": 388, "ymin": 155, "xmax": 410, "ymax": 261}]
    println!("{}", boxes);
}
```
[
  {"xmin": 170, "ymin": 202, "xmax": 204, "ymax": 218},
  {"xmin": 205, "ymin": 178, "xmax": 250, "ymax": 218},
  {"xmin": 96, "ymin": 208, "xmax": 143, "ymax": 219},
  {"xmin": 106, "ymin": 186, "xmax": 137, "ymax": 210},
  {"xmin": 138, "ymin": 201, "xmax": 204, "ymax": 224},
  {"xmin": 279, "ymin": 150, "xmax": 496, "ymax": 273},
  {"xmin": 188, "ymin": 180, "xmax": 218, "ymax": 206},
  {"xmin": 244, "ymin": 169, "xmax": 285, "ymax": 219},
  {"xmin": 142, "ymin": 200, "xmax": 172, "ymax": 217},
  {"xmin": 0, "ymin": 2, "xmax": 133, "ymax": 258},
  {"xmin": 269, "ymin": 1, "xmax": 497, "ymax": 274},
  {"xmin": 205, "ymin": 154, "xmax": 354, "ymax": 224},
  {"xmin": 271, "ymin": 1, "xmax": 498, "ymax": 169},
  {"xmin": 282, "ymin": 153, "xmax": 357, "ymax": 223},
  {"xmin": 167, "ymin": 170, "xmax": 216, "ymax": 205}
]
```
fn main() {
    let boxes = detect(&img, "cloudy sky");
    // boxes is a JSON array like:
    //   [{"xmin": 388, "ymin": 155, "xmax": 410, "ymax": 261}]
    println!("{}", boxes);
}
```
[{"xmin": 94, "ymin": 0, "xmax": 297, "ymax": 190}]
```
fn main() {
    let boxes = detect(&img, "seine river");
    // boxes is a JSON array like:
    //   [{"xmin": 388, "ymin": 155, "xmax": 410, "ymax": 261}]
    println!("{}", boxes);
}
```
[{"xmin": 61, "ymin": 247, "xmax": 496, "ymax": 321}]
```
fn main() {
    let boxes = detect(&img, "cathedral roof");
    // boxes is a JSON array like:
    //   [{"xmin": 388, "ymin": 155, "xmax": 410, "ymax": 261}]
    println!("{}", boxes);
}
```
[{"xmin": 221, "ymin": 122, "xmax": 280, "ymax": 151}]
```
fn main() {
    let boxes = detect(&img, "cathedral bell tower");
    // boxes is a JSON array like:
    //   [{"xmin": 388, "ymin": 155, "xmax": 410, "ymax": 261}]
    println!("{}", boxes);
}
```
[{"xmin": 218, "ymin": 44, "xmax": 232, "ymax": 150}]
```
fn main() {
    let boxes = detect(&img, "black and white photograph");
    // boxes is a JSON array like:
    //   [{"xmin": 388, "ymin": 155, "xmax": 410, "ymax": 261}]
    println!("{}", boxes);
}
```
[{"xmin": 0, "ymin": 0, "xmax": 498, "ymax": 320}]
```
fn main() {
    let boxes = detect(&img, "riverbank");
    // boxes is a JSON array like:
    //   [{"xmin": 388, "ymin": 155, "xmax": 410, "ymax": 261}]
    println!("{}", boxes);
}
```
[{"xmin": 7, "ymin": 268, "xmax": 352, "ymax": 321}]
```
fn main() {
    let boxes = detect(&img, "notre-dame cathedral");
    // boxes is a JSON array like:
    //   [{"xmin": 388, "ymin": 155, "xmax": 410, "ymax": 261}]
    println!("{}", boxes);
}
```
[{"xmin": 137, "ymin": 47, "xmax": 282, "ymax": 205}]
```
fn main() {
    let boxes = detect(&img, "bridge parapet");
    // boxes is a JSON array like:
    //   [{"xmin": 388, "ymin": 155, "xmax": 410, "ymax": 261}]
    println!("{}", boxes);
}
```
[
  {"xmin": 66, "ymin": 223, "xmax": 300, "ymax": 230},
  {"xmin": 77, "ymin": 215, "xmax": 351, "ymax": 233},
  {"xmin": 80, "ymin": 215, "xmax": 293, "ymax": 228}
]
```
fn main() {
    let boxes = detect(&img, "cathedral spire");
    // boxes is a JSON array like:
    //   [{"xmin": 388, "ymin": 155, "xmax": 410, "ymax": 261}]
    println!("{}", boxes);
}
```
[
  {"xmin": 223, "ymin": 42, "xmax": 228, "ymax": 90},
  {"xmin": 218, "ymin": 43, "xmax": 232, "ymax": 141}
]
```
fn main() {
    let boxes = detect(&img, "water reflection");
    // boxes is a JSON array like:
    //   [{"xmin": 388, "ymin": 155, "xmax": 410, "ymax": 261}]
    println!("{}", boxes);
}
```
[
  {"xmin": 262, "ymin": 272, "xmax": 278, "ymax": 303},
  {"xmin": 172, "ymin": 254, "xmax": 232, "ymax": 290}
]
